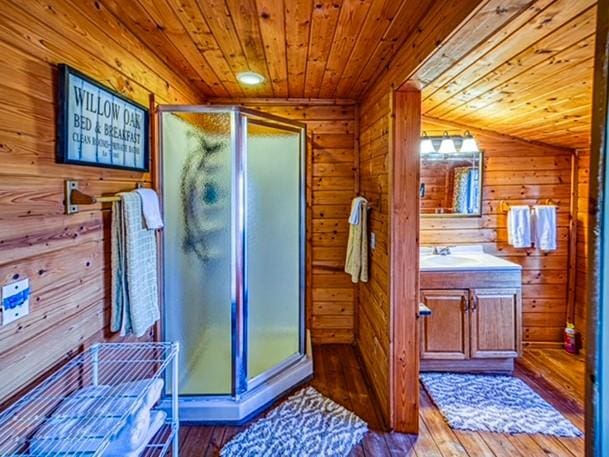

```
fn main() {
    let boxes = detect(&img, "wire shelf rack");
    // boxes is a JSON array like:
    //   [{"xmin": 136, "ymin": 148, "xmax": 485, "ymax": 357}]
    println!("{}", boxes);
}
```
[{"xmin": 0, "ymin": 342, "xmax": 180, "ymax": 456}]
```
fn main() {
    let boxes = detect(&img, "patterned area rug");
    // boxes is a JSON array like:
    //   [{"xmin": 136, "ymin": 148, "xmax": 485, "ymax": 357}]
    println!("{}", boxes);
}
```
[
  {"xmin": 420, "ymin": 373, "xmax": 582, "ymax": 437},
  {"xmin": 220, "ymin": 387, "xmax": 368, "ymax": 457}
]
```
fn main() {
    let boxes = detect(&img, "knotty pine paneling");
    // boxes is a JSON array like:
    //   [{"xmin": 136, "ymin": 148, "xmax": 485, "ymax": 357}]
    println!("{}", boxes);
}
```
[
  {"xmin": 420, "ymin": 0, "xmax": 596, "ymax": 151},
  {"xmin": 0, "ymin": 1, "xmax": 203, "ymax": 402},
  {"xmin": 423, "ymin": 117, "xmax": 575, "ymax": 346},
  {"xmin": 213, "ymin": 100, "xmax": 358, "ymax": 344},
  {"xmin": 357, "ymin": 91, "xmax": 391, "ymax": 423},
  {"xmin": 355, "ymin": 0, "xmax": 484, "ymax": 428}
]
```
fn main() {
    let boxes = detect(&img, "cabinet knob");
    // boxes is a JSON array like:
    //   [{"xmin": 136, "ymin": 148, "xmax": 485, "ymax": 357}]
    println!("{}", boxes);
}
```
[{"xmin": 471, "ymin": 294, "xmax": 479, "ymax": 311}]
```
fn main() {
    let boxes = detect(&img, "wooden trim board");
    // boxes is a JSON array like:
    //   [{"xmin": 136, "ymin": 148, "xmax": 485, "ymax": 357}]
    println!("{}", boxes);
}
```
[{"xmin": 390, "ymin": 86, "xmax": 421, "ymax": 433}]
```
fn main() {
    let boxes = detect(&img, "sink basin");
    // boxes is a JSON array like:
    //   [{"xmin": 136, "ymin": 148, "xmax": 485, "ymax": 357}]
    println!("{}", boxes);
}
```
[
  {"xmin": 420, "ymin": 255, "xmax": 482, "ymax": 267},
  {"xmin": 419, "ymin": 246, "xmax": 522, "ymax": 272}
]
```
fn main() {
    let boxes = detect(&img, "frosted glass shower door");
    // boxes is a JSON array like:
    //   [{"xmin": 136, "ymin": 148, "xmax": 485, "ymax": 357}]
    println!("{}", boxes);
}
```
[
  {"xmin": 245, "ymin": 120, "xmax": 303, "ymax": 382},
  {"xmin": 162, "ymin": 111, "xmax": 234, "ymax": 395}
]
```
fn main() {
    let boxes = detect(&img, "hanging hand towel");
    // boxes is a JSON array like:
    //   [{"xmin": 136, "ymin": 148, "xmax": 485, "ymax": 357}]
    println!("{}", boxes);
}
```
[
  {"xmin": 111, "ymin": 192, "xmax": 160, "ymax": 337},
  {"xmin": 345, "ymin": 197, "xmax": 369, "ymax": 283},
  {"xmin": 507, "ymin": 205, "xmax": 532, "ymax": 248},
  {"xmin": 135, "ymin": 188, "xmax": 164, "ymax": 230},
  {"xmin": 532, "ymin": 205, "xmax": 557, "ymax": 251}
]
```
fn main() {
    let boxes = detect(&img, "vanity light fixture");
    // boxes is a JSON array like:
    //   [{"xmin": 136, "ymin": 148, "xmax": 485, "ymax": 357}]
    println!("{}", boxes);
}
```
[
  {"xmin": 438, "ymin": 131, "xmax": 457, "ymax": 154},
  {"xmin": 237, "ymin": 71, "xmax": 265, "ymax": 86},
  {"xmin": 420, "ymin": 132, "xmax": 436, "ymax": 154},
  {"xmin": 460, "ymin": 130, "xmax": 480, "ymax": 153}
]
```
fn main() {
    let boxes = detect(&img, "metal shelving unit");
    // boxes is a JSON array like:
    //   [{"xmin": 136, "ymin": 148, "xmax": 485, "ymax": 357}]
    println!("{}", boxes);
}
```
[{"xmin": 0, "ymin": 342, "xmax": 179, "ymax": 456}]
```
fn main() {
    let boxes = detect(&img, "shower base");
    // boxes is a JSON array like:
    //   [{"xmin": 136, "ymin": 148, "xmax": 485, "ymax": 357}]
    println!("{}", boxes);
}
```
[{"xmin": 161, "ymin": 331, "xmax": 313, "ymax": 423}]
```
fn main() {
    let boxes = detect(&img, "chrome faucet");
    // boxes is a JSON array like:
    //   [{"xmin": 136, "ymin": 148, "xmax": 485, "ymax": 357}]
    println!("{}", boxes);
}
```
[{"xmin": 432, "ymin": 246, "xmax": 452, "ymax": 256}]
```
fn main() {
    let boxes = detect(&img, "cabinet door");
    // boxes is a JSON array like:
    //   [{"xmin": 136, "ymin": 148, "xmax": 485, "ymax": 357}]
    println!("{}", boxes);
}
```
[
  {"xmin": 470, "ymin": 288, "xmax": 521, "ymax": 358},
  {"xmin": 420, "ymin": 289, "xmax": 469, "ymax": 360}
]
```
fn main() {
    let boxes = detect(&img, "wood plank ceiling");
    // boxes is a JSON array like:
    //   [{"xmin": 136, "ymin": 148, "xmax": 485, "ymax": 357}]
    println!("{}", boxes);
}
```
[
  {"xmin": 99, "ymin": 0, "xmax": 436, "ymax": 100},
  {"xmin": 419, "ymin": 0, "xmax": 597, "ymax": 151}
]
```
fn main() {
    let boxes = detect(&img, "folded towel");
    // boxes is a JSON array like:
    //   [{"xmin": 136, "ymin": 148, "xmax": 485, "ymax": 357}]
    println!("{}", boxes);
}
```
[
  {"xmin": 105, "ymin": 409, "xmax": 167, "ymax": 457},
  {"xmin": 345, "ymin": 197, "xmax": 369, "ymax": 283},
  {"xmin": 30, "ymin": 378, "xmax": 164, "ymax": 455},
  {"xmin": 507, "ymin": 205, "xmax": 532, "ymax": 248},
  {"xmin": 112, "ymin": 378, "xmax": 164, "ymax": 410},
  {"xmin": 135, "ymin": 188, "xmax": 164, "ymax": 230},
  {"xmin": 348, "ymin": 196, "xmax": 367, "ymax": 225},
  {"xmin": 532, "ymin": 205, "xmax": 557, "ymax": 251},
  {"xmin": 111, "ymin": 192, "xmax": 160, "ymax": 337}
]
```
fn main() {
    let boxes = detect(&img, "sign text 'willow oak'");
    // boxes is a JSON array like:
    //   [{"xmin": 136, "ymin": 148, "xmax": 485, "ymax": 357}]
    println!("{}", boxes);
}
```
[{"xmin": 56, "ymin": 64, "xmax": 149, "ymax": 171}]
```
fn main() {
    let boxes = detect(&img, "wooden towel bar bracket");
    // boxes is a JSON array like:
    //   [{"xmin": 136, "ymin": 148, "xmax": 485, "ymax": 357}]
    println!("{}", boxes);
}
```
[{"xmin": 64, "ymin": 180, "xmax": 144, "ymax": 215}]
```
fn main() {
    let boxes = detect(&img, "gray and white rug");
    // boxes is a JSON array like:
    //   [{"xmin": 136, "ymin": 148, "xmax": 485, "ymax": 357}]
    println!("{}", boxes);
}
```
[
  {"xmin": 220, "ymin": 387, "xmax": 368, "ymax": 457},
  {"xmin": 420, "ymin": 373, "xmax": 582, "ymax": 437}
]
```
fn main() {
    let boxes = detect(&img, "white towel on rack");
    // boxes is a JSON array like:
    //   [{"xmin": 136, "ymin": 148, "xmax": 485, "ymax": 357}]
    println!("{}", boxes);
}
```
[
  {"xmin": 135, "ymin": 188, "xmax": 164, "ymax": 230},
  {"xmin": 507, "ymin": 205, "xmax": 532, "ymax": 248},
  {"xmin": 29, "ymin": 379, "xmax": 165, "ymax": 455},
  {"xmin": 532, "ymin": 205, "xmax": 557, "ymax": 251},
  {"xmin": 105, "ymin": 409, "xmax": 167, "ymax": 457},
  {"xmin": 348, "ymin": 196, "xmax": 367, "ymax": 225}
]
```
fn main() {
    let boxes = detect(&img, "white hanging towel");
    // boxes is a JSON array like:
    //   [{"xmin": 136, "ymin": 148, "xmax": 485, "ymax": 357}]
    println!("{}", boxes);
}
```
[
  {"xmin": 348, "ymin": 196, "xmax": 367, "ymax": 225},
  {"xmin": 135, "ymin": 188, "xmax": 164, "ymax": 230},
  {"xmin": 345, "ymin": 197, "xmax": 369, "ymax": 283},
  {"xmin": 507, "ymin": 205, "xmax": 532, "ymax": 248},
  {"xmin": 532, "ymin": 205, "xmax": 557, "ymax": 251}
]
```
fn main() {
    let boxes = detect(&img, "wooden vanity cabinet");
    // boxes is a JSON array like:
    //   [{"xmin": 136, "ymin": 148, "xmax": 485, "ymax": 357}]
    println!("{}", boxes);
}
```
[
  {"xmin": 420, "ymin": 289, "xmax": 469, "ymax": 360},
  {"xmin": 420, "ymin": 271, "xmax": 521, "ymax": 373}
]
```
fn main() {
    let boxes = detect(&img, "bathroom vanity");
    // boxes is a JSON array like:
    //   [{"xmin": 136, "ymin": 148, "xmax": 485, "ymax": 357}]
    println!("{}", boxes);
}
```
[{"xmin": 419, "ymin": 246, "xmax": 522, "ymax": 373}]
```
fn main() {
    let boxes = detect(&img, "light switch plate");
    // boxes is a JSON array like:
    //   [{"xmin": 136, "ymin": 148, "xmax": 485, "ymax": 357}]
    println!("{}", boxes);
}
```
[{"xmin": 1, "ymin": 279, "xmax": 30, "ymax": 325}]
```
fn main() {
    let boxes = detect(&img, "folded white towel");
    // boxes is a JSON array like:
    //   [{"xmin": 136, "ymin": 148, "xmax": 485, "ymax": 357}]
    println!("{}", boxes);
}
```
[
  {"xmin": 507, "ymin": 205, "xmax": 532, "ymax": 248},
  {"xmin": 532, "ymin": 205, "xmax": 557, "ymax": 251},
  {"xmin": 348, "ymin": 197, "xmax": 367, "ymax": 225},
  {"xmin": 29, "ymin": 378, "xmax": 164, "ymax": 454},
  {"xmin": 105, "ymin": 409, "xmax": 167, "ymax": 457},
  {"xmin": 135, "ymin": 188, "xmax": 164, "ymax": 230}
]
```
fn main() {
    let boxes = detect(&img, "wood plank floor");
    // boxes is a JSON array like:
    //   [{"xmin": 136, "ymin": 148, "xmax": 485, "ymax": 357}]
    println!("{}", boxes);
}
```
[{"xmin": 171, "ymin": 345, "xmax": 585, "ymax": 456}]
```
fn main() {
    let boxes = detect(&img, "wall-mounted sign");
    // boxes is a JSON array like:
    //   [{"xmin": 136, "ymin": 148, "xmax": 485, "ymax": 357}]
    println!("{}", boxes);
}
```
[{"xmin": 57, "ymin": 64, "xmax": 149, "ymax": 171}]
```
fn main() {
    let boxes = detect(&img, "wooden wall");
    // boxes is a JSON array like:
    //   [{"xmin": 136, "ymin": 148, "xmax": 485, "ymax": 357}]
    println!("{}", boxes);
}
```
[
  {"xmin": 422, "ymin": 117, "xmax": 575, "ymax": 346},
  {"xmin": 212, "ymin": 99, "xmax": 358, "ymax": 345},
  {"xmin": 0, "ymin": 0, "xmax": 203, "ymax": 402},
  {"xmin": 575, "ymin": 148, "xmax": 590, "ymax": 348},
  {"xmin": 358, "ymin": 91, "xmax": 392, "ymax": 423},
  {"xmin": 355, "ymin": 0, "xmax": 484, "ymax": 428}
]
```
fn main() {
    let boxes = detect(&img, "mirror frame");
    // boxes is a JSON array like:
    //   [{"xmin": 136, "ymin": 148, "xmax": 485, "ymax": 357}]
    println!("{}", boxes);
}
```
[{"xmin": 420, "ymin": 150, "xmax": 484, "ymax": 218}]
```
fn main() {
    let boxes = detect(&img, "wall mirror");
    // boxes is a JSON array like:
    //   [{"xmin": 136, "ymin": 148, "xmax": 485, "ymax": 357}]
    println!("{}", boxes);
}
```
[{"xmin": 420, "ymin": 131, "xmax": 483, "ymax": 217}]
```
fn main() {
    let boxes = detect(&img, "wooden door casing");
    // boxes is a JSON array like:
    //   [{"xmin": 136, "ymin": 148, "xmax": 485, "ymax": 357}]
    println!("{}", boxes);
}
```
[
  {"xmin": 469, "ymin": 288, "xmax": 522, "ymax": 359},
  {"xmin": 420, "ymin": 289, "xmax": 469, "ymax": 360}
]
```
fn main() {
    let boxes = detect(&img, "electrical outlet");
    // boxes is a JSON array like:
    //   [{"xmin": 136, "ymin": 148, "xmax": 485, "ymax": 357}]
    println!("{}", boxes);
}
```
[
  {"xmin": 1, "ymin": 279, "xmax": 30, "ymax": 325},
  {"xmin": 370, "ymin": 232, "xmax": 377, "ymax": 250}
]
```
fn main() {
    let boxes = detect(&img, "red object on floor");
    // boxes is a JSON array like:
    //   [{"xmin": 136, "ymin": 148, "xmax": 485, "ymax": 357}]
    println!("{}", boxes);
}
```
[{"xmin": 564, "ymin": 324, "xmax": 579, "ymax": 355}]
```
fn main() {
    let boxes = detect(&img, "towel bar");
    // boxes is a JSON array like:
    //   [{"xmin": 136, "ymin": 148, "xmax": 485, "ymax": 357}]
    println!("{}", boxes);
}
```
[
  {"xmin": 499, "ymin": 199, "xmax": 559, "ymax": 213},
  {"xmin": 65, "ymin": 179, "xmax": 144, "ymax": 215}
]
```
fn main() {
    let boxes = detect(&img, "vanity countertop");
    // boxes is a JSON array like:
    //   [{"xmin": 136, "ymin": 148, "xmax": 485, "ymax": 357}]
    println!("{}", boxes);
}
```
[{"xmin": 420, "ymin": 245, "xmax": 522, "ymax": 272}]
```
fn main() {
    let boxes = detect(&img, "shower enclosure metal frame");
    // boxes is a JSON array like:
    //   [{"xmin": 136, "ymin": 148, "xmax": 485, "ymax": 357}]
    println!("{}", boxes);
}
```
[{"xmin": 156, "ymin": 105, "xmax": 312, "ymax": 422}]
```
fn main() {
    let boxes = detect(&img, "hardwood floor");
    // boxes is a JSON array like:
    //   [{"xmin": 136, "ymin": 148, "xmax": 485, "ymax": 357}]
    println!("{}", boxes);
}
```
[{"xmin": 171, "ymin": 345, "xmax": 585, "ymax": 456}]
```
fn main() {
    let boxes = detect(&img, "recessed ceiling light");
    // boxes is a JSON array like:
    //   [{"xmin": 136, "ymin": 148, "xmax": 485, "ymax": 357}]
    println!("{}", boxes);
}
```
[{"xmin": 237, "ymin": 71, "xmax": 265, "ymax": 86}]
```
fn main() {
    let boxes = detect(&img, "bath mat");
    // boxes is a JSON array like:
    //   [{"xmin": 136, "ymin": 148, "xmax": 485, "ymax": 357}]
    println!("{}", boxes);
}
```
[
  {"xmin": 220, "ymin": 387, "xmax": 368, "ymax": 457},
  {"xmin": 420, "ymin": 373, "xmax": 582, "ymax": 437}
]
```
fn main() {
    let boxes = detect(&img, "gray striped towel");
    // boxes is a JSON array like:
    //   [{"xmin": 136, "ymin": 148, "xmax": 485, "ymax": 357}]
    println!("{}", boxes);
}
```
[{"xmin": 111, "ymin": 192, "xmax": 160, "ymax": 337}]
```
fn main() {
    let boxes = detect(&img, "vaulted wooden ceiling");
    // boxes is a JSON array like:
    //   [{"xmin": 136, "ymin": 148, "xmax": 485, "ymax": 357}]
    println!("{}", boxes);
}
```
[
  {"xmin": 417, "ymin": 0, "xmax": 597, "ymax": 151},
  {"xmin": 100, "ymin": 0, "xmax": 436, "ymax": 100}
]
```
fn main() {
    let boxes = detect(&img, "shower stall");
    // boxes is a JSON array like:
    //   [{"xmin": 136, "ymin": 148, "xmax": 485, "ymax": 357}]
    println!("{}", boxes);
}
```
[{"xmin": 158, "ymin": 106, "xmax": 312, "ymax": 422}]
